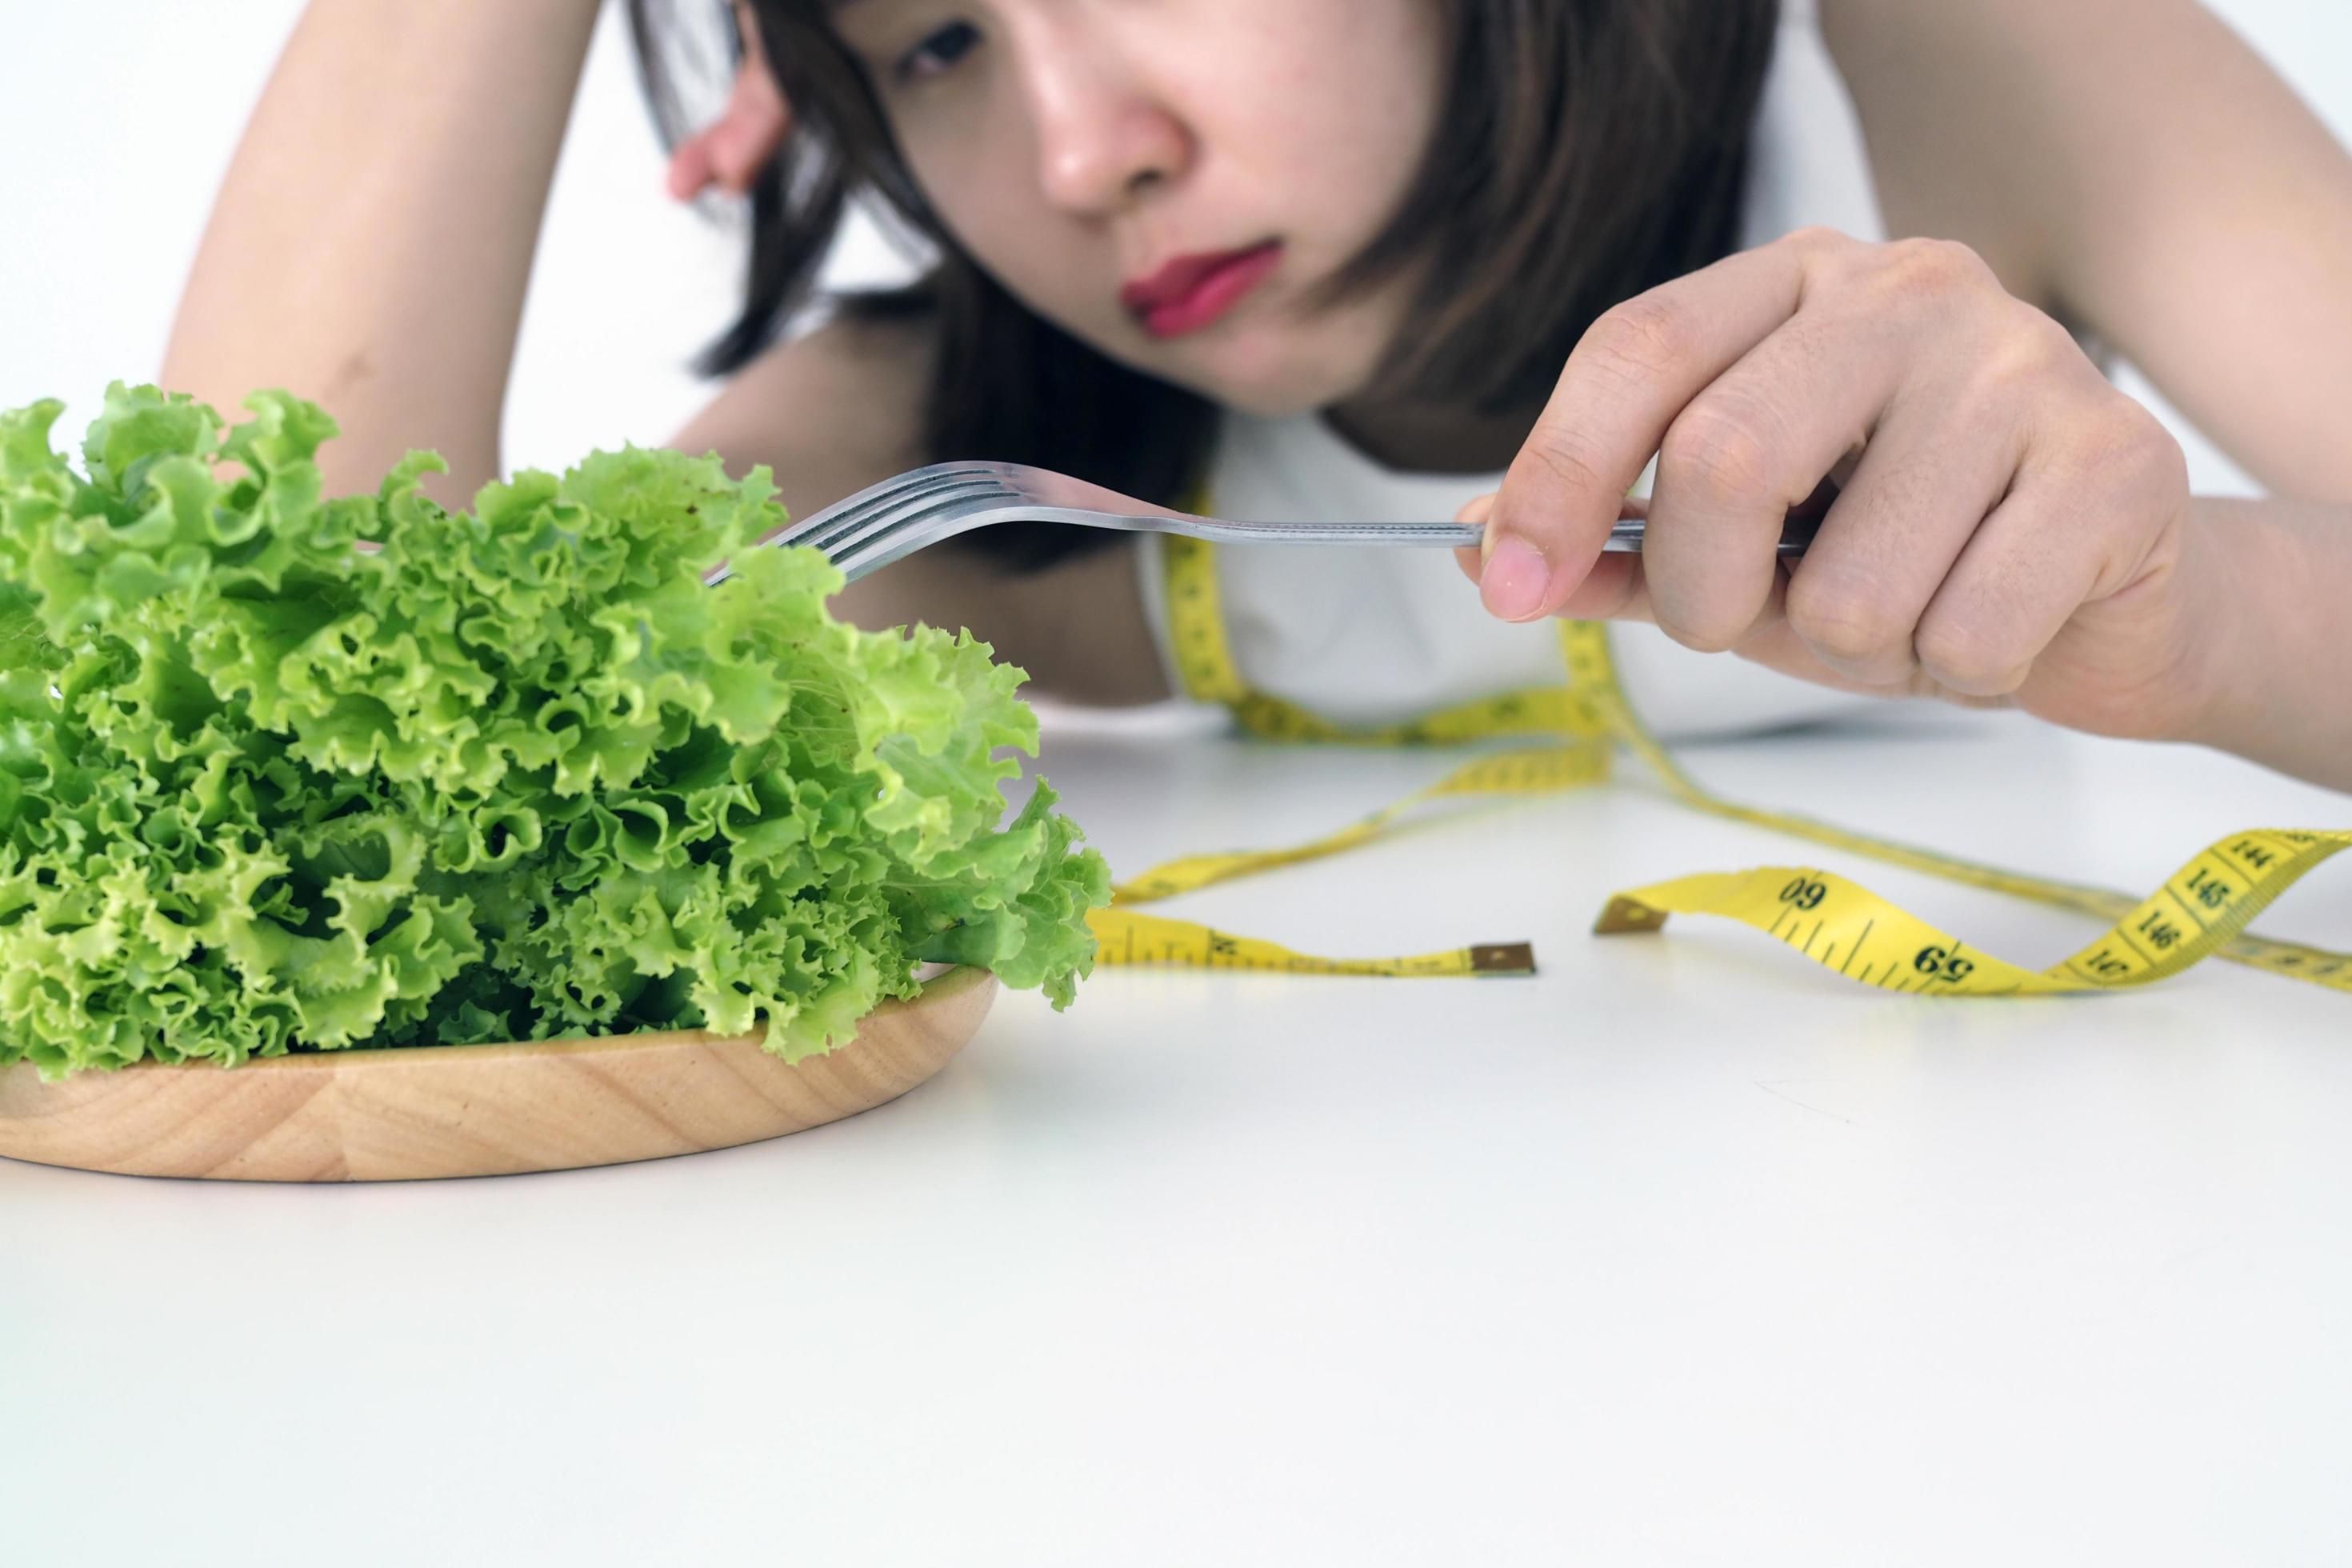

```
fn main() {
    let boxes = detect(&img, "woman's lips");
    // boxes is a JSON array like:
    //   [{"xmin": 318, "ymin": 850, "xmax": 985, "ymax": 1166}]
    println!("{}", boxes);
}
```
[{"xmin": 1121, "ymin": 242, "xmax": 1284, "ymax": 340}]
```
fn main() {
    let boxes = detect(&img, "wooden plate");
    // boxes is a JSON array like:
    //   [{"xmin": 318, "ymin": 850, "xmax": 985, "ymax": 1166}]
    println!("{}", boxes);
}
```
[{"xmin": 0, "ymin": 967, "xmax": 997, "ymax": 1183}]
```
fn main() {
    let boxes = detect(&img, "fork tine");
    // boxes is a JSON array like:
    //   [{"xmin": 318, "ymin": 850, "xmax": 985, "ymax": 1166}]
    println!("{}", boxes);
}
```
[
  {"xmin": 822, "ymin": 492, "xmax": 1014, "ymax": 582},
  {"xmin": 801, "ymin": 486, "xmax": 1011, "ymax": 587},
  {"xmin": 703, "ymin": 463, "xmax": 1000, "ymax": 584},
  {"xmin": 786, "ymin": 464, "xmax": 987, "ymax": 551},
  {"xmin": 825, "ymin": 514, "xmax": 970, "ymax": 581},
  {"xmin": 801, "ymin": 467, "xmax": 1010, "ymax": 558},
  {"xmin": 822, "ymin": 473, "xmax": 1052, "ymax": 579}
]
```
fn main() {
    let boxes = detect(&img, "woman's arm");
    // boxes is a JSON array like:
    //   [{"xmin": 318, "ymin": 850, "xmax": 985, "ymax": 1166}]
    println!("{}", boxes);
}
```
[
  {"xmin": 1825, "ymin": 0, "xmax": 2352, "ymax": 501},
  {"xmin": 2172, "ymin": 498, "xmax": 2352, "ymax": 790},
  {"xmin": 161, "ymin": 0, "xmax": 602, "ymax": 502}
]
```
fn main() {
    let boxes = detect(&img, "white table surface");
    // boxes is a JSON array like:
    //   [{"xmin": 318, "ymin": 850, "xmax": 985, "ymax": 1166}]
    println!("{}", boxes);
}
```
[{"xmin": 6, "ymin": 703, "xmax": 2350, "ymax": 1567}]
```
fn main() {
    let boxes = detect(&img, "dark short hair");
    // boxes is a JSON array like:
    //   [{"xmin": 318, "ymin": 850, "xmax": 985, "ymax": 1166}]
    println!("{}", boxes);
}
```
[{"xmin": 630, "ymin": 0, "xmax": 1781, "ymax": 567}]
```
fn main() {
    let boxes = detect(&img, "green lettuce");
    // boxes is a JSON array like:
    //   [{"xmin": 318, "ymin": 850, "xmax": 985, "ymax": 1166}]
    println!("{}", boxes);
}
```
[{"xmin": 0, "ymin": 383, "xmax": 1108, "ymax": 1080}]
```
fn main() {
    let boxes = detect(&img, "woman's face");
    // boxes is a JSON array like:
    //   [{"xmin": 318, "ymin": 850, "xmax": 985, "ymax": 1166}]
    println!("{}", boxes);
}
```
[{"xmin": 829, "ymin": 0, "xmax": 1446, "ymax": 415}]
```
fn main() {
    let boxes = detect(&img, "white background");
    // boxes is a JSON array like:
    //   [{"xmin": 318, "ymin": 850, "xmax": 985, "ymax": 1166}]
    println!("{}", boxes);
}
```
[{"xmin": 2, "ymin": 0, "xmax": 2349, "ymax": 490}]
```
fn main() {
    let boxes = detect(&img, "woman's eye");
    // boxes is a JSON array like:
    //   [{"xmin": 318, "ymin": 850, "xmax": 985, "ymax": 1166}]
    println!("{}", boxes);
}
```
[{"xmin": 893, "ymin": 22, "xmax": 982, "ymax": 86}]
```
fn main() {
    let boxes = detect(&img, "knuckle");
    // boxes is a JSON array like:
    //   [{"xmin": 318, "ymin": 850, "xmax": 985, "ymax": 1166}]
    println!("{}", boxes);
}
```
[
  {"xmin": 1960, "ymin": 325, "xmax": 2077, "ymax": 420},
  {"xmin": 1650, "ymin": 564, "xmax": 1781, "ymax": 657},
  {"xmin": 1914, "ymin": 614, "xmax": 2024, "ymax": 694},
  {"xmin": 2106, "ymin": 394, "xmax": 2188, "ymax": 488},
  {"xmin": 2019, "ymin": 303, "xmax": 2083, "ymax": 360},
  {"xmin": 2060, "ymin": 402, "xmax": 2141, "ymax": 474},
  {"xmin": 1954, "ymin": 311, "xmax": 2100, "ymax": 446},
  {"xmin": 1507, "ymin": 431, "xmax": 1611, "ymax": 517},
  {"xmin": 1659, "ymin": 402, "xmax": 1778, "ymax": 503},
  {"xmin": 2052, "ymin": 389, "xmax": 2186, "ymax": 494},
  {"xmin": 1875, "ymin": 236, "xmax": 1996, "ymax": 305},
  {"xmin": 1979, "ymin": 306, "xmax": 2080, "ymax": 381},
  {"xmin": 1580, "ymin": 291, "xmax": 1699, "ymax": 385},
  {"xmin": 1781, "ymin": 225, "xmax": 1856, "ymax": 262},
  {"xmin": 1785, "ymin": 573, "xmax": 1911, "ymax": 670},
  {"xmin": 1651, "ymin": 606, "xmax": 1748, "ymax": 657},
  {"xmin": 2138, "ymin": 413, "xmax": 2190, "ymax": 498}
]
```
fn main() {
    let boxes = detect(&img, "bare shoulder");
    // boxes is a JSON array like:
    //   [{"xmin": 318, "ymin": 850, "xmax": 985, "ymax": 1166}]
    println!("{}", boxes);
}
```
[
  {"xmin": 668, "ymin": 307, "xmax": 937, "ymax": 520},
  {"xmin": 1815, "ymin": 0, "xmax": 2242, "ymax": 306}
]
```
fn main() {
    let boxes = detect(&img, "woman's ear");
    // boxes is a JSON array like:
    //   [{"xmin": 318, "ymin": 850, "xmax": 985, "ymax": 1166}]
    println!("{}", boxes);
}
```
[{"xmin": 665, "ymin": 10, "xmax": 792, "ymax": 200}]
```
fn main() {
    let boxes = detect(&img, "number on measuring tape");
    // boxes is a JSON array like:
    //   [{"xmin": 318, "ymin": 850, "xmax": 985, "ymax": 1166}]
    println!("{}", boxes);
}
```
[
  {"xmin": 2186, "ymin": 867, "xmax": 2233, "ymax": 908},
  {"xmin": 1780, "ymin": 876, "xmax": 1828, "ymax": 912},
  {"xmin": 1913, "ymin": 946, "xmax": 1976, "ymax": 984},
  {"xmin": 2230, "ymin": 839, "xmax": 2277, "ymax": 870}
]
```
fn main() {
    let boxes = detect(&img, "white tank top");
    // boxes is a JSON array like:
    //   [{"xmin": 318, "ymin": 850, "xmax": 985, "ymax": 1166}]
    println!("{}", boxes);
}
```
[{"xmin": 1138, "ymin": 1, "xmax": 1927, "ymax": 740}]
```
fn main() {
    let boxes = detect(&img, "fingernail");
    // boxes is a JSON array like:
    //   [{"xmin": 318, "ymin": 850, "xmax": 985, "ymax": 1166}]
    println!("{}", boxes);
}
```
[{"xmin": 1480, "ymin": 533, "xmax": 1551, "ymax": 621}]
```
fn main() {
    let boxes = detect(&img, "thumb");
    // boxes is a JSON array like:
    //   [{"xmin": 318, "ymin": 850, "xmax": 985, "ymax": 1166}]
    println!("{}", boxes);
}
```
[{"xmin": 1451, "ymin": 491, "xmax": 1497, "ymax": 585}]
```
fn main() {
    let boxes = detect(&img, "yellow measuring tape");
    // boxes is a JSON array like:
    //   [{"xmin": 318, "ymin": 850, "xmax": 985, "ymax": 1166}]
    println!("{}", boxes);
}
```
[
  {"xmin": 1094, "ymin": 910, "xmax": 1535, "ymax": 978},
  {"xmin": 1085, "ymin": 534, "xmax": 2352, "ymax": 995}
]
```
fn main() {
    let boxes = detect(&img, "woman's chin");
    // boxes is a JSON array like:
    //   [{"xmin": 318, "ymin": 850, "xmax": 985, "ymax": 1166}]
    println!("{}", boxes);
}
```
[{"xmin": 1149, "ymin": 333, "xmax": 1372, "ymax": 420}]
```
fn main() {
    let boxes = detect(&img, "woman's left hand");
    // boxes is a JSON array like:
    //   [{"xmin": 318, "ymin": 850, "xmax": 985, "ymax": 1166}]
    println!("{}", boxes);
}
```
[{"xmin": 1458, "ymin": 226, "xmax": 2211, "ymax": 742}]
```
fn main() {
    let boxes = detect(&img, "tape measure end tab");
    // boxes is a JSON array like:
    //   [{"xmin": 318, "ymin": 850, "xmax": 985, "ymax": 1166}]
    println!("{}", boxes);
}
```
[
  {"xmin": 1470, "ymin": 942, "xmax": 1538, "ymax": 975},
  {"xmin": 1593, "ymin": 897, "xmax": 1668, "ymax": 937}
]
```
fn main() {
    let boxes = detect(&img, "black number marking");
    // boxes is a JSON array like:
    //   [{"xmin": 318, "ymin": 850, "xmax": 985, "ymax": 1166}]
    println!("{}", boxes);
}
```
[
  {"xmin": 1779, "ymin": 876, "xmax": 1827, "ymax": 912},
  {"xmin": 1913, "ymin": 945, "xmax": 1977, "ymax": 983},
  {"xmin": 2186, "ymin": 867, "xmax": 2234, "ymax": 909}
]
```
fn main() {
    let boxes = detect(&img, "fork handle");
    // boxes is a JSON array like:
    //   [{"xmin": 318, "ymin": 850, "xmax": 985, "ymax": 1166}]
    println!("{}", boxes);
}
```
[
  {"xmin": 1603, "ymin": 512, "xmax": 1819, "ymax": 557},
  {"xmin": 1181, "ymin": 512, "xmax": 1816, "ymax": 558}
]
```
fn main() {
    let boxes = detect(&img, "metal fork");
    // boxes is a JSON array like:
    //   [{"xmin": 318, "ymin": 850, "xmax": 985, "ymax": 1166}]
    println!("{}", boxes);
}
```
[{"xmin": 702, "ymin": 461, "xmax": 1818, "ymax": 586}]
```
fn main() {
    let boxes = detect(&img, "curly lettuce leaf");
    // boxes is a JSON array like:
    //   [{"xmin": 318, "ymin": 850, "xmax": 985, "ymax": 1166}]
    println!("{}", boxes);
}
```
[{"xmin": 0, "ymin": 383, "xmax": 1106, "ymax": 1078}]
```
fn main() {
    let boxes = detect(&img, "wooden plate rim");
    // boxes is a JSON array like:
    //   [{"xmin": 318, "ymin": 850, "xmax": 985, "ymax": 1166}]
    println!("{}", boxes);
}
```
[{"xmin": 0, "ymin": 966, "xmax": 998, "ymax": 1182}]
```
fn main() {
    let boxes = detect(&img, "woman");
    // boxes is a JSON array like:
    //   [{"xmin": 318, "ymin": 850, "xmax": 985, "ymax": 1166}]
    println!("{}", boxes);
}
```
[{"xmin": 164, "ymin": 0, "xmax": 2352, "ymax": 786}]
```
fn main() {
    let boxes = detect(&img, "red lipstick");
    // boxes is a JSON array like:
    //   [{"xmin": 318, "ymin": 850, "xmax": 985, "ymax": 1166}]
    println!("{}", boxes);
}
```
[{"xmin": 1121, "ymin": 241, "xmax": 1283, "ymax": 340}]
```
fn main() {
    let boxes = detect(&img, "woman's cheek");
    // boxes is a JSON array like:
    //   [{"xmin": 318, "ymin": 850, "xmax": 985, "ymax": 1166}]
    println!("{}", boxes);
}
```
[{"xmin": 941, "ymin": 198, "xmax": 1125, "ymax": 344}]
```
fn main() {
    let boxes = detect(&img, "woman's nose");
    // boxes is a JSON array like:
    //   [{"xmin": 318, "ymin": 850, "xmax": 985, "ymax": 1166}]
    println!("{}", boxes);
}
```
[{"xmin": 1023, "ymin": 39, "xmax": 1193, "ymax": 215}]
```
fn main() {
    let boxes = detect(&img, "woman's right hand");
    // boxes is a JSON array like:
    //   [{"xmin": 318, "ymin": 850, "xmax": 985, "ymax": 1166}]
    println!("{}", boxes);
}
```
[{"xmin": 663, "ymin": 6, "xmax": 791, "ymax": 202}]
